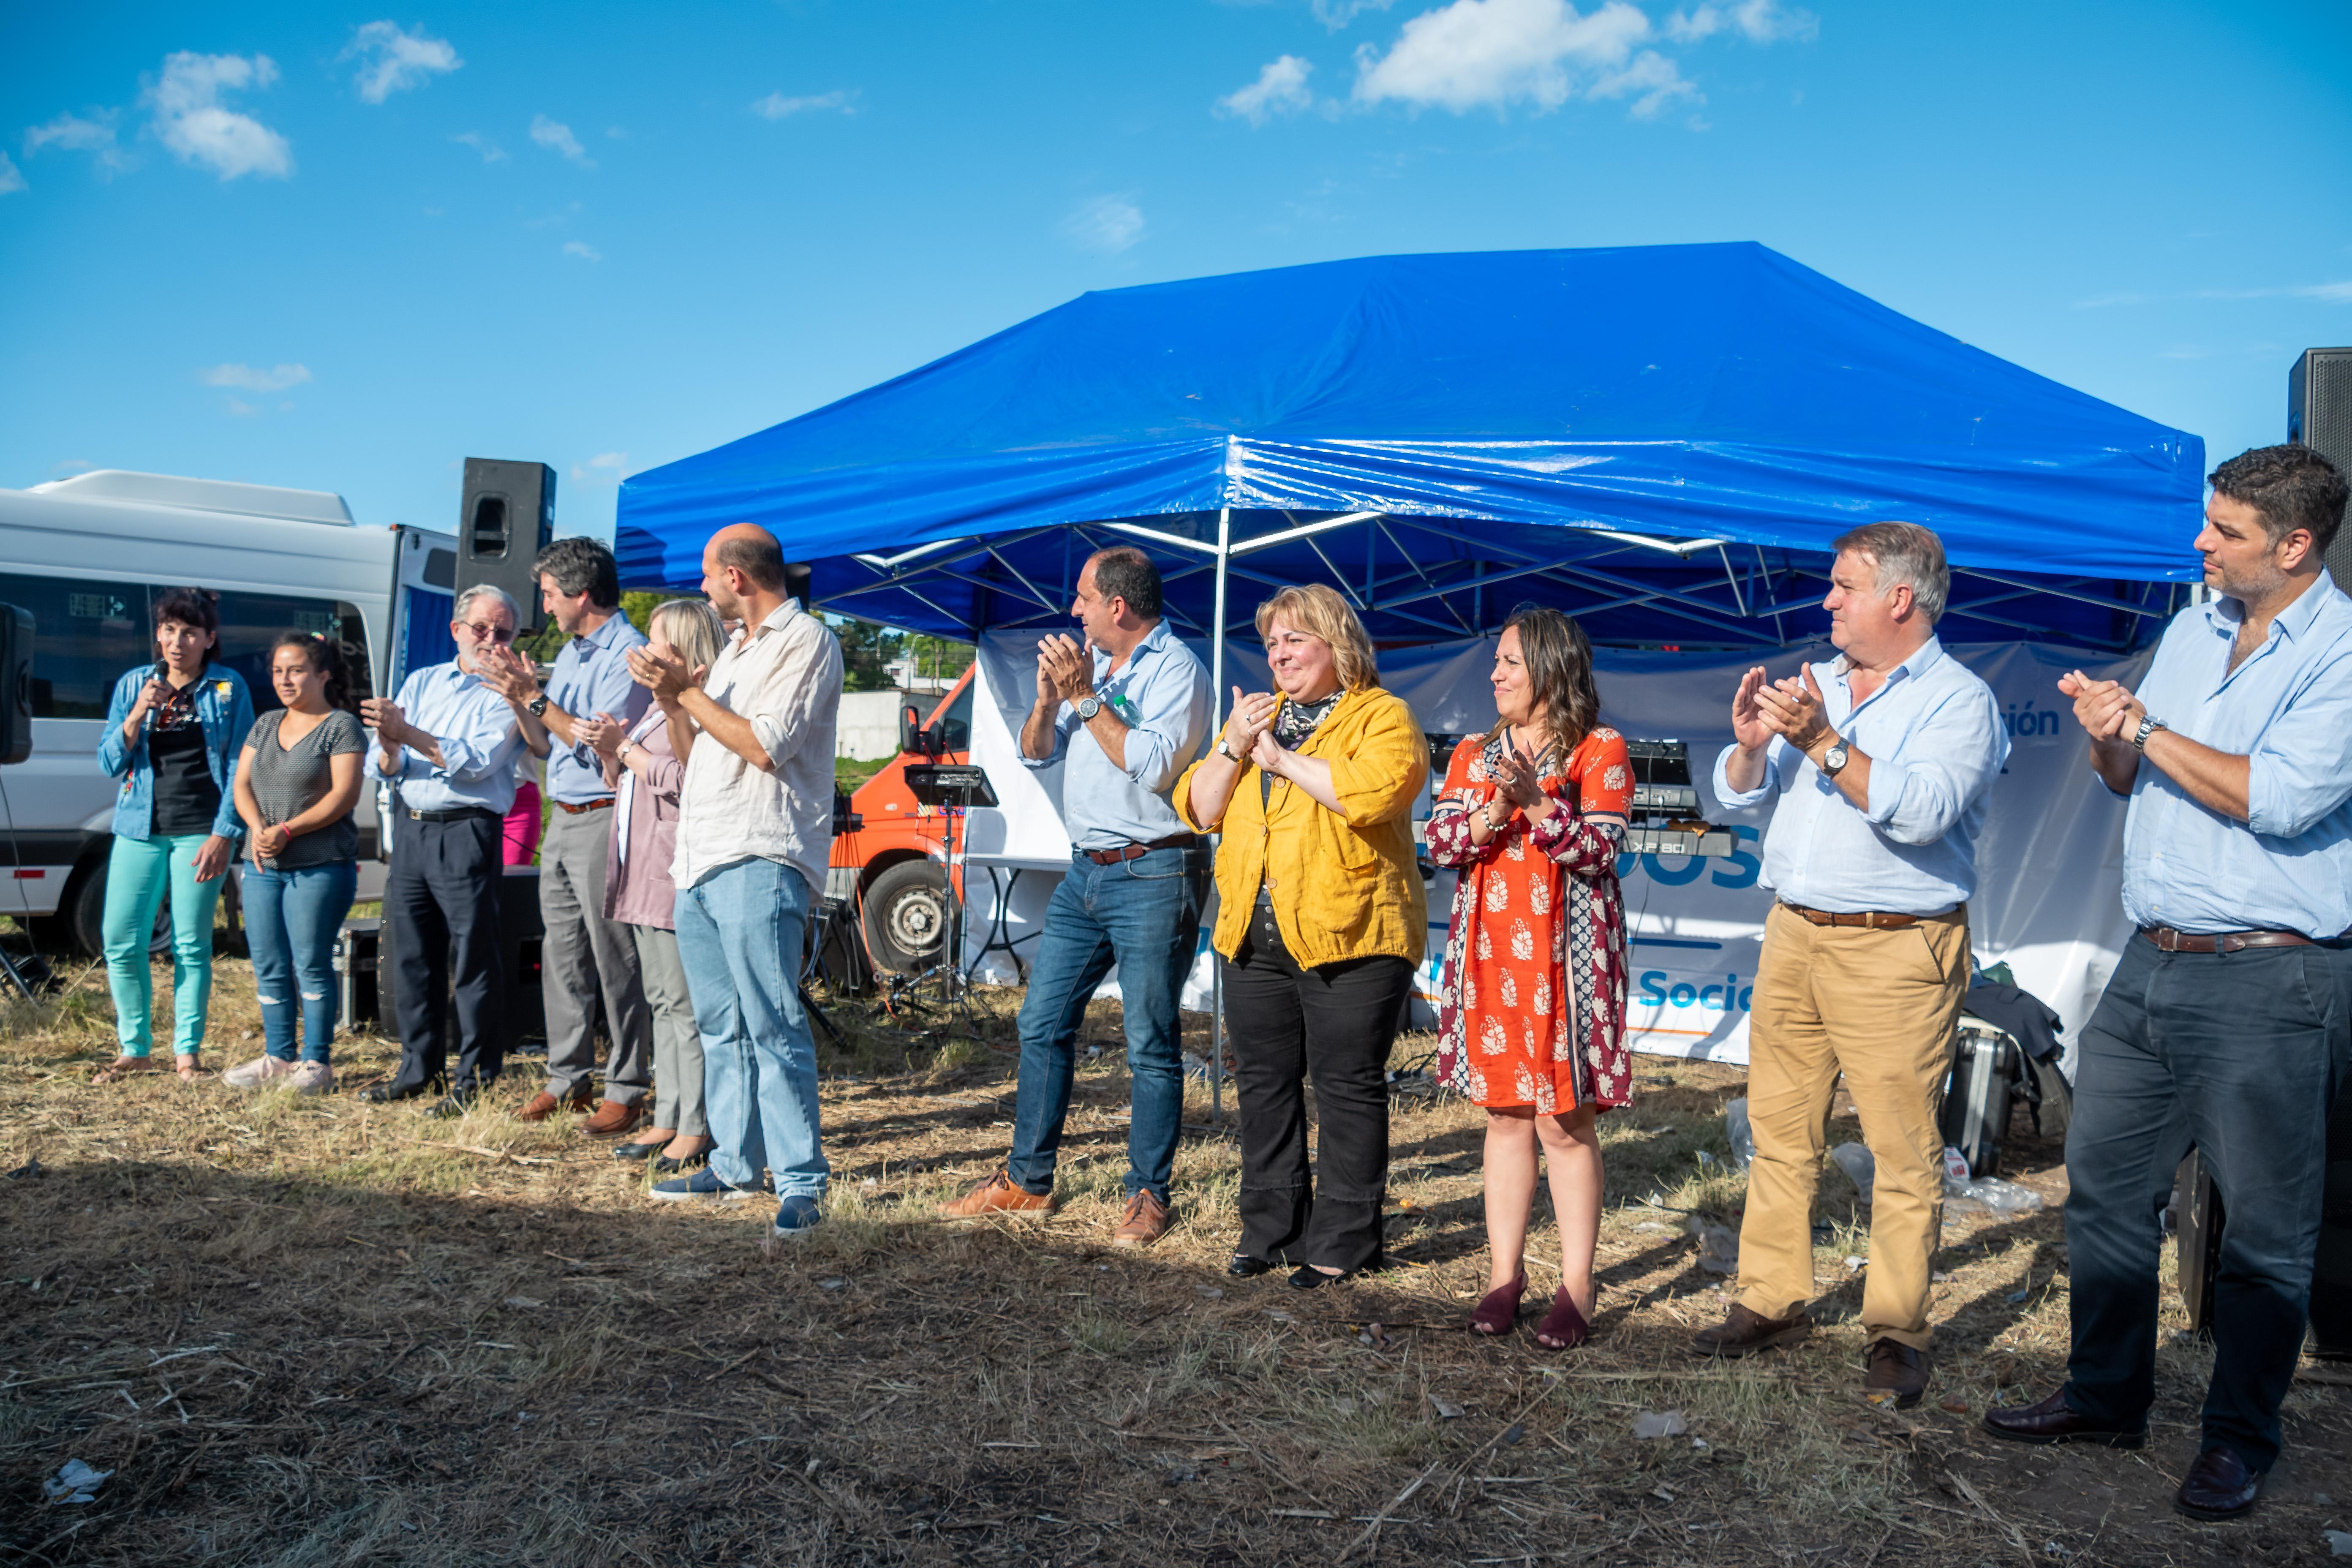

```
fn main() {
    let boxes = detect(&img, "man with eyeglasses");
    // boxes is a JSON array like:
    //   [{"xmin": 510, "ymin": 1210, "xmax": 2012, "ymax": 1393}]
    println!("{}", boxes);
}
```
[{"xmin": 360, "ymin": 584, "xmax": 530, "ymax": 1115}]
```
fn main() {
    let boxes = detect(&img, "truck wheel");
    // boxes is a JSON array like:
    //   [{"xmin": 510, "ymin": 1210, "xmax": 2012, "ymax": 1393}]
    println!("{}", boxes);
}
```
[
  {"xmin": 862, "ymin": 860, "xmax": 948, "ymax": 975},
  {"xmin": 63, "ymin": 861, "xmax": 109, "ymax": 960}
]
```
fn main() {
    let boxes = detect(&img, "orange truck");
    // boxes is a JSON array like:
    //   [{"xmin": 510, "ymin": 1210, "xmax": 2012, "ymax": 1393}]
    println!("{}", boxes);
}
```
[{"xmin": 829, "ymin": 668, "xmax": 976, "ymax": 973}]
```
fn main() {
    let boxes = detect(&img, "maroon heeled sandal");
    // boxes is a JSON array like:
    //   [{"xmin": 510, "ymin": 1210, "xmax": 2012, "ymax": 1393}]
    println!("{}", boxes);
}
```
[
  {"xmin": 1470, "ymin": 1273, "xmax": 1527, "ymax": 1336},
  {"xmin": 1534, "ymin": 1287, "xmax": 1592, "ymax": 1350}
]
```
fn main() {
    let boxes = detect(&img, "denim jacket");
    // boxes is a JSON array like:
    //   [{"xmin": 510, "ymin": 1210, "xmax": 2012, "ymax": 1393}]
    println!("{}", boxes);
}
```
[{"xmin": 95, "ymin": 664, "xmax": 253, "ymax": 842}]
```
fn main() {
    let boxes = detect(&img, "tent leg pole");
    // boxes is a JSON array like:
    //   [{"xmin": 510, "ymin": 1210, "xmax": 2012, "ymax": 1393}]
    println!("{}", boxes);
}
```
[{"xmin": 1209, "ymin": 506, "xmax": 1230, "ymax": 1129}]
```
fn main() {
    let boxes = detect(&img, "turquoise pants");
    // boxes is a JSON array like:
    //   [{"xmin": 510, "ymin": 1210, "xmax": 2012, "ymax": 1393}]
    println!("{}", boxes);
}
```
[{"xmin": 101, "ymin": 833, "xmax": 223, "ymax": 1057}]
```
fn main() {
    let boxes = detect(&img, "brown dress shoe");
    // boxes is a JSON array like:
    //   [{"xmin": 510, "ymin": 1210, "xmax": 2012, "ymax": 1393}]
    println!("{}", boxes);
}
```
[
  {"xmin": 1981, "ymin": 1388, "xmax": 2148, "ymax": 1449},
  {"xmin": 939, "ymin": 1169, "xmax": 1054, "ymax": 1219},
  {"xmin": 580, "ymin": 1100, "xmax": 643, "ymax": 1140},
  {"xmin": 2174, "ymin": 1446, "xmax": 2262, "ymax": 1520},
  {"xmin": 1111, "ymin": 1189, "xmax": 1170, "ymax": 1249},
  {"xmin": 1689, "ymin": 1302, "xmax": 1812, "ymax": 1358},
  {"xmin": 1862, "ymin": 1338, "xmax": 1930, "ymax": 1409},
  {"xmin": 516, "ymin": 1088, "xmax": 593, "ymax": 1123}
]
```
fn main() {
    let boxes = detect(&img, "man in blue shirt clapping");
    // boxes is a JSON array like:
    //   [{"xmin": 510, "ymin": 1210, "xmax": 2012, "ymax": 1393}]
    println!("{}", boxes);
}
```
[{"xmin": 1988, "ymin": 445, "xmax": 2352, "ymax": 1522}]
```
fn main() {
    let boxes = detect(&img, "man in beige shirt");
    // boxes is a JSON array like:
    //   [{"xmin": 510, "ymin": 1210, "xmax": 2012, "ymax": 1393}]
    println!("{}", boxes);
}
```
[{"xmin": 629, "ymin": 523, "xmax": 842, "ymax": 1242}]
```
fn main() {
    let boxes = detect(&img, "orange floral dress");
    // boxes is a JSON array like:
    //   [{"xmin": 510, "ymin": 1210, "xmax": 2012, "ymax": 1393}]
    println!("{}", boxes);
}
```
[{"xmin": 1427, "ymin": 727, "xmax": 1633, "ymax": 1113}]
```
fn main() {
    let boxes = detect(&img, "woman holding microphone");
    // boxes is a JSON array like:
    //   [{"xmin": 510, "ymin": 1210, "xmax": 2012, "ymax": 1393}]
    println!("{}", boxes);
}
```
[
  {"xmin": 1428, "ymin": 604, "xmax": 1633, "ymax": 1349},
  {"xmin": 1176, "ymin": 584, "xmax": 1427, "ymax": 1288}
]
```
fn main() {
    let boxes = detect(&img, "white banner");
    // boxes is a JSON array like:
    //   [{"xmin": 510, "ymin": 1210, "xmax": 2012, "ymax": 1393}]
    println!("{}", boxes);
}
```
[{"xmin": 961, "ymin": 629, "xmax": 2151, "ymax": 1066}]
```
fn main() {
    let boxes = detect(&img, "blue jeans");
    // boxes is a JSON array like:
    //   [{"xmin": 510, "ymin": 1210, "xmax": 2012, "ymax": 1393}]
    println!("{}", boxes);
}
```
[
  {"xmin": 2061, "ymin": 935, "xmax": 2352, "ymax": 1473},
  {"xmin": 101, "ymin": 832, "xmax": 223, "ymax": 1056},
  {"xmin": 1007, "ymin": 847, "xmax": 1202, "ymax": 1204},
  {"xmin": 672, "ymin": 857, "xmax": 827, "ymax": 1200},
  {"xmin": 241, "ymin": 861, "xmax": 359, "ymax": 1064}
]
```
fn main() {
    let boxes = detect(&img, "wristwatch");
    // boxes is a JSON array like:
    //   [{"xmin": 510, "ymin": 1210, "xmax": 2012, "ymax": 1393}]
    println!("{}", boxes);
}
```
[
  {"xmin": 1217, "ymin": 736, "xmax": 1237, "ymax": 760},
  {"xmin": 526, "ymin": 693, "xmax": 549, "ymax": 717},
  {"xmin": 2132, "ymin": 714, "xmax": 2166, "ymax": 752},
  {"xmin": 1819, "ymin": 738, "xmax": 1851, "ymax": 778},
  {"xmin": 1074, "ymin": 696, "xmax": 1102, "ymax": 721}
]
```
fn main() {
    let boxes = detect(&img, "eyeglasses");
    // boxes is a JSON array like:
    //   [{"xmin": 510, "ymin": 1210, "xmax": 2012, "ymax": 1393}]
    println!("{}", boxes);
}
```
[{"xmin": 457, "ymin": 622, "xmax": 516, "ymax": 643}]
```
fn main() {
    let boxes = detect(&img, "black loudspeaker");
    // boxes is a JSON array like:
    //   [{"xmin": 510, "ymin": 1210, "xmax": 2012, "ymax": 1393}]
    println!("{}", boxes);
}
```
[
  {"xmin": 0, "ymin": 602, "xmax": 30, "ymax": 766},
  {"xmin": 2289, "ymin": 348, "xmax": 2352, "ymax": 594},
  {"xmin": 458, "ymin": 458, "xmax": 557, "ymax": 634},
  {"xmin": 784, "ymin": 561, "xmax": 813, "ymax": 610}
]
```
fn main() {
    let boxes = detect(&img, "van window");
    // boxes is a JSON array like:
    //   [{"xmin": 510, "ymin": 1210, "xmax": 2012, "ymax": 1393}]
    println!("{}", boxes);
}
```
[
  {"xmin": 212, "ymin": 594, "xmax": 373, "ymax": 713},
  {"xmin": 0, "ymin": 573, "xmax": 150, "ymax": 718},
  {"xmin": 935, "ymin": 678, "xmax": 973, "ymax": 750}
]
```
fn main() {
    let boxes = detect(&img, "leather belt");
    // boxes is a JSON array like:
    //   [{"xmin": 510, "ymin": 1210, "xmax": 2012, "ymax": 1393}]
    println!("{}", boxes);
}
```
[
  {"xmin": 1082, "ymin": 833, "xmax": 1200, "ymax": 866},
  {"xmin": 405, "ymin": 807, "xmax": 500, "ymax": 823},
  {"xmin": 1778, "ymin": 901, "xmax": 1929, "ymax": 931},
  {"xmin": 553, "ymin": 798, "xmax": 614, "ymax": 815},
  {"xmin": 2140, "ymin": 924, "xmax": 2341, "ymax": 954}
]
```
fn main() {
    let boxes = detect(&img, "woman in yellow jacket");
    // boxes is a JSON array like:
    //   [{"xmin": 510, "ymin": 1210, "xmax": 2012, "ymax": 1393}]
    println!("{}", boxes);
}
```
[{"xmin": 1177, "ymin": 584, "xmax": 1428, "ymax": 1289}]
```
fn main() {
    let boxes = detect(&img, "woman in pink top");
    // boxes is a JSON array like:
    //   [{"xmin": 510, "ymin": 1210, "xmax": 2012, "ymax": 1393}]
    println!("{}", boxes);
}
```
[{"xmin": 579, "ymin": 599, "xmax": 725, "ymax": 1175}]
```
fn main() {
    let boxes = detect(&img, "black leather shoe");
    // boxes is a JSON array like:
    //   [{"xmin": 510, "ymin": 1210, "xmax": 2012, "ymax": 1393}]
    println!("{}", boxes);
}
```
[
  {"xmin": 360, "ymin": 1080, "xmax": 433, "ymax": 1105},
  {"xmin": 652, "ymin": 1148, "xmax": 711, "ymax": 1175},
  {"xmin": 612, "ymin": 1138, "xmax": 665, "ymax": 1162},
  {"xmin": 1289, "ymin": 1254, "xmax": 1386, "ymax": 1290},
  {"xmin": 426, "ymin": 1090, "xmax": 482, "ymax": 1119},
  {"xmin": 1862, "ymin": 1338, "xmax": 1930, "ymax": 1410},
  {"xmin": 1227, "ymin": 1253, "xmax": 1275, "ymax": 1279},
  {"xmin": 2174, "ymin": 1446, "xmax": 2262, "ymax": 1520},
  {"xmin": 1982, "ymin": 1388, "xmax": 2148, "ymax": 1449}
]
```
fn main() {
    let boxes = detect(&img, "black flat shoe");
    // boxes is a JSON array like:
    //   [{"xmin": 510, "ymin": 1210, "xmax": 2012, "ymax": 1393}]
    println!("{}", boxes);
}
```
[
  {"xmin": 612, "ymin": 1138, "xmax": 666, "ymax": 1161},
  {"xmin": 427, "ymin": 1089, "xmax": 484, "ymax": 1119},
  {"xmin": 1289, "ymin": 1252, "xmax": 1388, "ymax": 1290},
  {"xmin": 653, "ymin": 1149, "xmax": 712, "ymax": 1175},
  {"xmin": 1227, "ymin": 1253, "xmax": 1275, "ymax": 1278},
  {"xmin": 360, "ymin": 1080, "xmax": 434, "ymax": 1105}
]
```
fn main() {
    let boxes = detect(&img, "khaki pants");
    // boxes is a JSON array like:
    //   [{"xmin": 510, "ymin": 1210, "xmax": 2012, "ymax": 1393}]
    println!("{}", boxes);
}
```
[{"xmin": 1734, "ymin": 903, "xmax": 1970, "ymax": 1351}]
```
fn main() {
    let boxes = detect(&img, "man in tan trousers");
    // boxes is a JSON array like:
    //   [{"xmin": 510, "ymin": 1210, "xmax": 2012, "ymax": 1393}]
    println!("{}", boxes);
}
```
[{"xmin": 1693, "ymin": 522, "xmax": 2009, "ymax": 1408}]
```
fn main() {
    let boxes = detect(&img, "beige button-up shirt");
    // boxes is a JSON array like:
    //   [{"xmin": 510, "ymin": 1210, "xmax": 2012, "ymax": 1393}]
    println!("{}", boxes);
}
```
[{"xmin": 671, "ymin": 598, "xmax": 843, "ymax": 898}]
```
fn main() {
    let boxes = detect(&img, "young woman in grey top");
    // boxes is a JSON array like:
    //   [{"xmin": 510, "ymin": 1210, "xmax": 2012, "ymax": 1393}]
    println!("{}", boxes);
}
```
[{"xmin": 224, "ymin": 632, "xmax": 368, "ymax": 1094}]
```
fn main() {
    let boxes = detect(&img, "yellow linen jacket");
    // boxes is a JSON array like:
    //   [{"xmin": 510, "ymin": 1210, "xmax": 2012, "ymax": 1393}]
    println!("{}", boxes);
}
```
[{"xmin": 1174, "ymin": 686, "xmax": 1429, "ymax": 969}]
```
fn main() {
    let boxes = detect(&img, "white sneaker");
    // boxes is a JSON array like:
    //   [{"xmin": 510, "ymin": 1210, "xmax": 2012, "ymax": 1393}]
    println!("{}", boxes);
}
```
[
  {"xmin": 286, "ymin": 1061, "xmax": 333, "ymax": 1096},
  {"xmin": 223, "ymin": 1055, "xmax": 299, "ymax": 1089}
]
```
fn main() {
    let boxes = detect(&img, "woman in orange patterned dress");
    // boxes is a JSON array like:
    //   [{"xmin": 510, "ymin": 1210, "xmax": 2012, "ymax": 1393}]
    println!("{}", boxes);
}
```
[{"xmin": 1428, "ymin": 606, "xmax": 1632, "ymax": 1348}]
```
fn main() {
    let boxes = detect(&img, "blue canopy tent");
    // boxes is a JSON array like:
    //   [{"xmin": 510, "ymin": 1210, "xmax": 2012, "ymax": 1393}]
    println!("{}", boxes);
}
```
[{"xmin": 616, "ymin": 242, "xmax": 2205, "ymax": 671}]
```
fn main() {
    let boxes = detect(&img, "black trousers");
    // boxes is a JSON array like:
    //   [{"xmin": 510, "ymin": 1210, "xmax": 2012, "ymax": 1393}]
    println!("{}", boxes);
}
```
[
  {"xmin": 386, "ymin": 814, "xmax": 506, "ymax": 1094},
  {"xmin": 2062, "ymin": 934, "xmax": 2352, "ymax": 1472},
  {"xmin": 1223, "ymin": 898, "xmax": 1413, "ymax": 1272}
]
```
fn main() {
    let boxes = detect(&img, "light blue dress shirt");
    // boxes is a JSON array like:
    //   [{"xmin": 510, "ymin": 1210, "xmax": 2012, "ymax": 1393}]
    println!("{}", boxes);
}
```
[
  {"xmin": 2120, "ymin": 578, "xmax": 2352, "ymax": 938},
  {"xmin": 542, "ymin": 610, "xmax": 650, "ymax": 804},
  {"xmin": 1711, "ymin": 636, "xmax": 2009, "ymax": 916},
  {"xmin": 1021, "ymin": 618, "xmax": 1212, "ymax": 852},
  {"xmin": 369, "ymin": 660, "xmax": 527, "ymax": 816}
]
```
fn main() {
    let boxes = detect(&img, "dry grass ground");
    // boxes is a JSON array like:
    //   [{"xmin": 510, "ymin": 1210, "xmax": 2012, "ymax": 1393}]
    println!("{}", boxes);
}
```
[{"xmin": 2, "ymin": 937, "xmax": 2349, "ymax": 1566}]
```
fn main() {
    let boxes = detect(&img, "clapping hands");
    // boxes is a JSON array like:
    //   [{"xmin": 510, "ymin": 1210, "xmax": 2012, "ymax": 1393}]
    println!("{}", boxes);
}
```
[
  {"xmin": 575, "ymin": 711, "xmax": 626, "ymax": 760},
  {"xmin": 2058, "ymin": 669, "xmax": 2143, "ymax": 743},
  {"xmin": 1223, "ymin": 685, "xmax": 1277, "ymax": 757},
  {"xmin": 1731, "ymin": 665, "xmax": 1832, "ymax": 750}
]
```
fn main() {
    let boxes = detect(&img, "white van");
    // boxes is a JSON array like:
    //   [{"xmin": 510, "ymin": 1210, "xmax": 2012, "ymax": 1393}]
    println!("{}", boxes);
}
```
[{"xmin": 0, "ymin": 469, "xmax": 462, "ymax": 955}]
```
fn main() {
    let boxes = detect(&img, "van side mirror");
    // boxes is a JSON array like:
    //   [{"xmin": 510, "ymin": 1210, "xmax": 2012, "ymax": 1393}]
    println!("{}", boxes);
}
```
[{"xmin": 899, "ymin": 704, "xmax": 922, "ymax": 756}]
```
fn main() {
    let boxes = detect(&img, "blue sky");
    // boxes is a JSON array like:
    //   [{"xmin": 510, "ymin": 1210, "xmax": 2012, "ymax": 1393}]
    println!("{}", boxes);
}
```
[{"xmin": 4, "ymin": 0, "xmax": 2349, "ymax": 549}]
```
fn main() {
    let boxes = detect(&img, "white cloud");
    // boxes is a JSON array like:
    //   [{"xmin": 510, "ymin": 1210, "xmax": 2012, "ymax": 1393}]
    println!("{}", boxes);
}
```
[
  {"xmin": 147, "ymin": 52, "xmax": 293, "ymax": 180},
  {"xmin": 0, "ymin": 152, "xmax": 21, "ymax": 195},
  {"xmin": 22, "ymin": 110, "xmax": 135, "ymax": 176},
  {"xmin": 571, "ymin": 452, "xmax": 628, "ymax": 484},
  {"xmin": 562, "ymin": 240, "xmax": 602, "ymax": 261},
  {"xmin": 1217, "ymin": 56, "xmax": 1318, "ymax": 124},
  {"xmin": 226, "ymin": 398, "xmax": 259, "ymax": 416},
  {"xmin": 1353, "ymin": 0, "xmax": 1655, "ymax": 114},
  {"xmin": 1060, "ymin": 195, "xmax": 1144, "ymax": 255},
  {"xmin": 1312, "ymin": 0, "xmax": 1401, "ymax": 26},
  {"xmin": 1665, "ymin": 0, "xmax": 1817, "ymax": 43},
  {"xmin": 453, "ymin": 131, "xmax": 506, "ymax": 162},
  {"xmin": 202, "ymin": 362, "xmax": 312, "ymax": 392},
  {"xmin": 530, "ymin": 114, "xmax": 594, "ymax": 167},
  {"xmin": 1591, "ymin": 49, "xmax": 1698, "ymax": 117},
  {"xmin": 345, "ymin": 21, "xmax": 462, "ymax": 103},
  {"xmin": 751, "ymin": 89, "xmax": 858, "ymax": 120}
]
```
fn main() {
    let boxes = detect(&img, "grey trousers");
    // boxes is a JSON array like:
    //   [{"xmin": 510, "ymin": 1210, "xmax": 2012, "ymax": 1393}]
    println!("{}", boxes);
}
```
[
  {"xmin": 538, "ymin": 804, "xmax": 651, "ymax": 1103},
  {"xmin": 632, "ymin": 920, "xmax": 706, "ymax": 1137}
]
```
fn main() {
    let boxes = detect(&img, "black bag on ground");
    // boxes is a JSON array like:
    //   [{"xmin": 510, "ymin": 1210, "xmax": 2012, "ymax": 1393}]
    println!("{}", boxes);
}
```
[{"xmin": 1941, "ymin": 1018, "xmax": 2023, "ymax": 1178}]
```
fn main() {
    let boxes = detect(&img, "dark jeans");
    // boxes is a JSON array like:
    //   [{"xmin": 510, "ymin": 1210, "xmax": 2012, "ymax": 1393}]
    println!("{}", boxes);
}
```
[
  {"xmin": 385, "ymin": 814, "xmax": 506, "ymax": 1095},
  {"xmin": 1007, "ymin": 847, "xmax": 1202, "ymax": 1205},
  {"xmin": 1224, "ymin": 897, "xmax": 1412, "ymax": 1272},
  {"xmin": 2062, "ymin": 934, "xmax": 2352, "ymax": 1472},
  {"xmin": 242, "ymin": 860, "xmax": 359, "ymax": 1064}
]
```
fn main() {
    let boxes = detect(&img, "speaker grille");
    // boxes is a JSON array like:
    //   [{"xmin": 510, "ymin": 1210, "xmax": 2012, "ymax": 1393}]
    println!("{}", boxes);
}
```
[{"xmin": 2292, "ymin": 349, "xmax": 2352, "ymax": 593}]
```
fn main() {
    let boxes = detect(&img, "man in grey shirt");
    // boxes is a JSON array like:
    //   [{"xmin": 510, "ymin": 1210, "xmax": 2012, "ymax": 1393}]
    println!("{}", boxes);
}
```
[{"xmin": 941, "ymin": 547, "xmax": 1211, "ymax": 1247}]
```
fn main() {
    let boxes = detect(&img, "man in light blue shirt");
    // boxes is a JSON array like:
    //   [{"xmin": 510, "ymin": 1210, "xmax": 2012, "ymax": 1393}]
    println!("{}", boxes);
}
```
[
  {"xmin": 359, "ymin": 584, "xmax": 528, "ymax": 1113},
  {"xmin": 1690, "ymin": 523, "xmax": 2005, "ymax": 1415},
  {"xmin": 942, "ymin": 546, "xmax": 1211, "ymax": 1247},
  {"xmin": 479, "ymin": 538, "xmax": 655, "ymax": 1136},
  {"xmin": 1989, "ymin": 446, "xmax": 2352, "ymax": 1522}
]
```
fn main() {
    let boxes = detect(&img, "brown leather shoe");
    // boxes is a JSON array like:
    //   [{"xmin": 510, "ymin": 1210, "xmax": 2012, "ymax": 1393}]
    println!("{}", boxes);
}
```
[
  {"xmin": 580, "ymin": 1100, "xmax": 643, "ymax": 1140},
  {"xmin": 939, "ymin": 1169, "xmax": 1054, "ymax": 1220},
  {"xmin": 1982, "ymin": 1388, "xmax": 2147, "ymax": 1449},
  {"xmin": 2174, "ymin": 1446, "xmax": 2262, "ymax": 1520},
  {"xmin": 1689, "ymin": 1302, "xmax": 1812, "ymax": 1358},
  {"xmin": 1111, "ymin": 1189, "xmax": 1170, "ymax": 1248},
  {"xmin": 516, "ymin": 1087, "xmax": 593, "ymax": 1123},
  {"xmin": 1862, "ymin": 1337, "xmax": 1930, "ymax": 1409}
]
